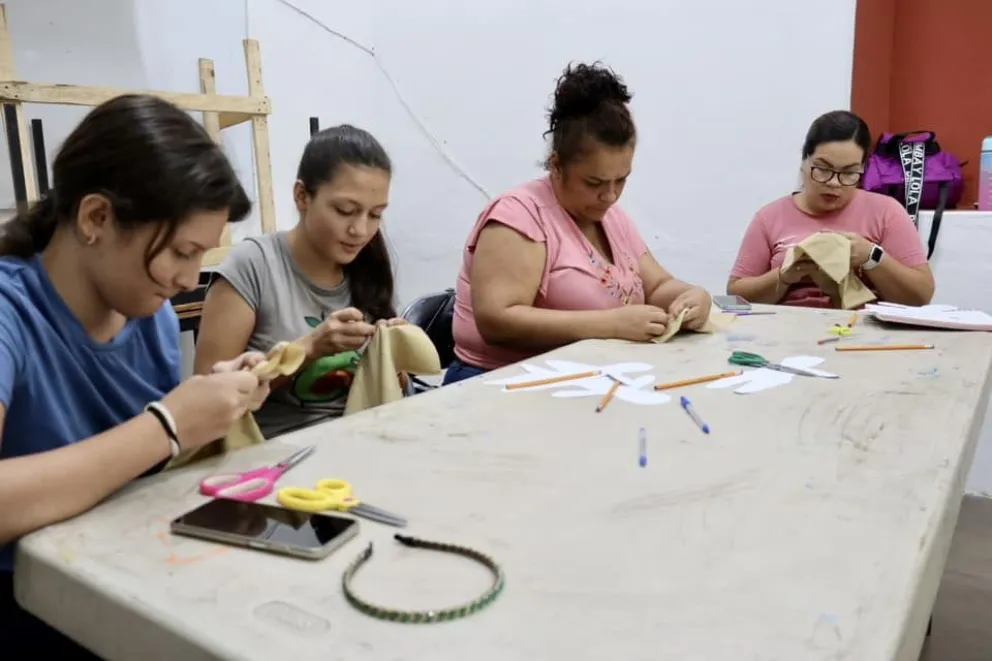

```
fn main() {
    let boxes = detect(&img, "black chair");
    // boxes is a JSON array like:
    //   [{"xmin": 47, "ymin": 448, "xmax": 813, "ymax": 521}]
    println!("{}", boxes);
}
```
[
  {"xmin": 401, "ymin": 288, "xmax": 456, "ymax": 392},
  {"xmin": 171, "ymin": 271, "xmax": 217, "ymax": 340}
]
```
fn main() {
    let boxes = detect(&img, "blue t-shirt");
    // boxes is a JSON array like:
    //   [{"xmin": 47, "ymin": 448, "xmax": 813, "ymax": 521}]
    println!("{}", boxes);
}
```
[{"xmin": 0, "ymin": 255, "xmax": 182, "ymax": 571}]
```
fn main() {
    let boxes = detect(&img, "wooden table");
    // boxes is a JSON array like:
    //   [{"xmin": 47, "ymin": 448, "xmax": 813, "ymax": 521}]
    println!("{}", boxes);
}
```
[{"xmin": 15, "ymin": 306, "xmax": 992, "ymax": 660}]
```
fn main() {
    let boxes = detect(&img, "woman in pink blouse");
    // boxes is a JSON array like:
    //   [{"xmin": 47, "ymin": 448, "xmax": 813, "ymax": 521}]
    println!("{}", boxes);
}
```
[
  {"xmin": 727, "ymin": 110, "xmax": 934, "ymax": 308},
  {"xmin": 444, "ymin": 63, "xmax": 710, "ymax": 385}
]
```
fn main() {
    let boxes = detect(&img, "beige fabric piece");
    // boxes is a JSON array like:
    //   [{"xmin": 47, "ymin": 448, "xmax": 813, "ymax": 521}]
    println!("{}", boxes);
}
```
[
  {"xmin": 652, "ymin": 307, "xmax": 736, "ymax": 344},
  {"xmin": 164, "ymin": 342, "xmax": 308, "ymax": 471},
  {"xmin": 344, "ymin": 324, "xmax": 442, "ymax": 415},
  {"xmin": 781, "ymin": 233, "xmax": 876, "ymax": 309}
]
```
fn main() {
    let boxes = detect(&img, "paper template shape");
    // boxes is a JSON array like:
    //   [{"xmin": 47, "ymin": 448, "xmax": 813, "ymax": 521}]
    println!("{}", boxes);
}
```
[
  {"xmin": 485, "ymin": 360, "xmax": 672, "ymax": 406},
  {"xmin": 706, "ymin": 356, "xmax": 832, "ymax": 394},
  {"xmin": 651, "ymin": 308, "xmax": 736, "ymax": 344},
  {"xmin": 782, "ymin": 233, "xmax": 875, "ymax": 309}
]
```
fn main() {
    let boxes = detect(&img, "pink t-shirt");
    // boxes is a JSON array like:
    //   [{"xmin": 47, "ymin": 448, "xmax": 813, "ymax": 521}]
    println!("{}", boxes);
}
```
[
  {"xmin": 729, "ymin": 190, "xmax": 928, "ymax": 308},
  {"xmin": 452, "ymin": 177, "xmax": 649, "ymax": 370}
]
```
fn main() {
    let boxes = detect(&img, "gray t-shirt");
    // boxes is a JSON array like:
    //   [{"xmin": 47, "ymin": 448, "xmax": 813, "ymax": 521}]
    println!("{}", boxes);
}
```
[{"xmin": 215, "ymin": 232, "xmax": 357, "ymax": 439}]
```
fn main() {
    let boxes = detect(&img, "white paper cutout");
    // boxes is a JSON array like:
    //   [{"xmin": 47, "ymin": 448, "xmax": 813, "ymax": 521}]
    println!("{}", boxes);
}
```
[
  {"xmin": 706, "ymin": 356, "xmax": 833, "ymax": 394},
  {"xmin": 485, "ymin": 360, "xmax": 672, "ymax": 406}
]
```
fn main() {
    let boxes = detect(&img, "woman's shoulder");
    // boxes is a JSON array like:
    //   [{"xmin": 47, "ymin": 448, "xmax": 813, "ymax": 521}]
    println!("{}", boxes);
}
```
[
  {"xmin": 851, "ymin": 189, "xmax": 907, "ymax": 216},
  {"xmin": 754, "ymin": 194, "xmax": 798, "ymax": 218}
]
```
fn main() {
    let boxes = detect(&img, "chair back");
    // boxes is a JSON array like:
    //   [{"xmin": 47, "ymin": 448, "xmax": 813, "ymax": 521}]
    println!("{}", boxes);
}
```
[{"xmin": 401, "ymin": 288, "xmax": 456, "ymax": 369}]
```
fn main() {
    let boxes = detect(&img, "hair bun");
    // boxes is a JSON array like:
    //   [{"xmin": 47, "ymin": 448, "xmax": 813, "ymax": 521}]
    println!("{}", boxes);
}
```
[{"xmin": 549, "ymin": 62, "xmax": 632, "ymax": 127}]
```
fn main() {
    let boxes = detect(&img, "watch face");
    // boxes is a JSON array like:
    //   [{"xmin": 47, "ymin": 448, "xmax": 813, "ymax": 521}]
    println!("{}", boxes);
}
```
[{"xmin": 870, "ymin": 245, "xmax": 884, "ymax": 262}]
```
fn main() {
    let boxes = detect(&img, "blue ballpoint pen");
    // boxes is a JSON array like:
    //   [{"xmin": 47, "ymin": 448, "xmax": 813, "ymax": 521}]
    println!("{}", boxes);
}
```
[
  {"xmin": 638, "ymin": 427, "xmax": 647, "ymax": 467},
  {"xmin": 680, "ymin": 396, "xmax": 711, "ymax": 434}
]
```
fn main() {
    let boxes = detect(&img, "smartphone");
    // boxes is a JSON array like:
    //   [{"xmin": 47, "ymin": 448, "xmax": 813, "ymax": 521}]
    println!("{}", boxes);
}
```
[
  {"xmin": 170, "ymin": 498, "xmax": 359, "ymax": 560},
  {"xmin": 713, "ymin": 295, "xmax": 752, "ymax": 312}
]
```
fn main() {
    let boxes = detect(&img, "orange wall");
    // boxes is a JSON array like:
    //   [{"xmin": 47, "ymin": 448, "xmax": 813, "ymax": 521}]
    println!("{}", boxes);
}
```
[{"xmin": 852, "ymin": 0, "xmax": 992, "ymax": 206}]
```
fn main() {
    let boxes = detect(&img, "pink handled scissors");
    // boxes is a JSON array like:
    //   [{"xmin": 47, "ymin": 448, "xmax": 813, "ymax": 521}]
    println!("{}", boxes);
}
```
[{"xmin": 199, "ymin": 446, "xmax": 316, "ymax": 502}]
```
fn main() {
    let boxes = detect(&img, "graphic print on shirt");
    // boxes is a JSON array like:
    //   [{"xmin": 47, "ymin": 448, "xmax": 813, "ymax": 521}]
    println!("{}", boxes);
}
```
[
  {"xmin": 588, "ymin": 249, "xmax": 642, "ymax": 305},
  {"xmin": 291, "ymin": 314, "xmax": 360, "ymax": 404}
]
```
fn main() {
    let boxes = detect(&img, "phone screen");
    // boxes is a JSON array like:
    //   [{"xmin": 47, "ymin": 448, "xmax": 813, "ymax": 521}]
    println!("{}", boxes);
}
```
[
  {"xmin": 171, "ymin": 498, "xmax": 357, "ymax": 550},
  {"xmin": 713, "ymin": 295, "xmax": 751, "ymax": 311}
]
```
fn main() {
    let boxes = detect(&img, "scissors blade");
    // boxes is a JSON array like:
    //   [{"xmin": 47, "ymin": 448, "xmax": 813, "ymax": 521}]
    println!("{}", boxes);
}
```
[
  {"xmin": 277, "ymin": 445, "xmax": 316, "ymax": 470},
  {"xmin": 352, "ymin": 503, "xmax": 408, "ymax": 528},
  {"xmin": 770, "ymin": 363, "xmax": 832, "ymax": 378}
]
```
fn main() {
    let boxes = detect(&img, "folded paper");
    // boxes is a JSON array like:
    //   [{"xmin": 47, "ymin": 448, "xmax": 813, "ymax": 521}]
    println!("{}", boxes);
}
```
[
  {"xmin": 781, "ymin": 233, "xmax": 875, "ymax": 310},
  {"xmin": 652, "ymin": 306, "xmax": 735, "ymax": 344},
  {"xmin": 164, "ymin": 342, "xmax": 307, "ymax": 471},
  {"xmin": 345, "ymin": 324, "xmax": 442, "ymax": 415}
]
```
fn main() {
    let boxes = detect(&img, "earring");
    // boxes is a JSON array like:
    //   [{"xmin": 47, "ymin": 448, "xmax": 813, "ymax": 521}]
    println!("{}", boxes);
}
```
[{"xmin": 84, "ymin": 235, "xmax": 96, "ymax": 246}]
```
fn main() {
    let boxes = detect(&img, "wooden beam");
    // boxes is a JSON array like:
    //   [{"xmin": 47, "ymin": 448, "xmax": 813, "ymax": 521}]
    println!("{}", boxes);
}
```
[
  {"xmin": 0, "ymin": 81, "xmax": 271, "ymax": 116},
  {"xmin": 218, "ymin": 112, "xmax": 253, "ymax": 130},
  {"xmin": 243, "ymin": 40, "xmax": 276, "ymax": 235},
  {"xmin": 0, "ymin": 6, "xmax": 37, "ymax": 202},
  {"xmin": 202, "ymin": 246, "xmax": 230, "ymax": 268},
  {"xmin": 198, "ymin": 58, "xmax": 231, "ymax": 251}
]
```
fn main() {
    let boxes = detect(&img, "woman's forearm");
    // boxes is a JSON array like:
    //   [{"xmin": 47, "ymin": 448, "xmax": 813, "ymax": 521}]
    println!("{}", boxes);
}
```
[
  {"xmin": 862, "ymin": 259, "xmax": 934, "ymax": 306},
  {"xmin": 646, "ymin": 278, "xmax": 693, "ymax": 310},
  {"xmin": 728, "ymin": 269, "xmax": 786, "ymax": 304},
  {"xmin": 0, "ymin": 413, "xmax": 171, "ymax": 544},
  {"xmin": 478, "ymin": 306, "xmax": 617, "ymax": 351}
]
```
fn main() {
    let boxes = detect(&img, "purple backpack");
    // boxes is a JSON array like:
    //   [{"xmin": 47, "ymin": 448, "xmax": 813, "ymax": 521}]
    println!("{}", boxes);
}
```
[{"xmin": 862, "ymin": 131, "xmax": 964, "ymax": 258}]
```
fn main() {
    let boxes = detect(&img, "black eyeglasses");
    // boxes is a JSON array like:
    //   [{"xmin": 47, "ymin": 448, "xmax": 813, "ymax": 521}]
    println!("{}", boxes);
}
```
[{"xmin": 809, "ymin": 165, "xmax": 862, "ymax": 187}]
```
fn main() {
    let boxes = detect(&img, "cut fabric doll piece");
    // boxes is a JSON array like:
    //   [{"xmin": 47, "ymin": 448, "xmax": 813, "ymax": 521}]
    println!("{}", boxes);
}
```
[
  {"xmin": 164, "ymin": 342, "xmax": 308, "ymax": 471},
  {"xmin": 781, "ymin": 233, "xmax": 876, "ymax": 309},
  {"xmin": 345, "ymin": 324, "xmax": 442, "ymax": 415},
  {"xmin": 651, "ymin": 306, "xmax": 736, "ymax": 344}
]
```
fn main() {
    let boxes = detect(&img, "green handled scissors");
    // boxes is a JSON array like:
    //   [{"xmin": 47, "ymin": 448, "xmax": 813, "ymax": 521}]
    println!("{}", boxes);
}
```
[{"xmin": 728, "ymin": 351, "xmax": 837, "ymax": 378}]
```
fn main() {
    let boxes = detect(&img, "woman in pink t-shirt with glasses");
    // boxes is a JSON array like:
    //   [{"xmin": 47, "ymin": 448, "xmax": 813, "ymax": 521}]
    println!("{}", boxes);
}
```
[
  {"xmin": 444, "ymin": 62, "xmax": 710, "ymax": 385},
  {"xmin": 727, "ymin": 110, "xmax": 934, "ymax": 308}
]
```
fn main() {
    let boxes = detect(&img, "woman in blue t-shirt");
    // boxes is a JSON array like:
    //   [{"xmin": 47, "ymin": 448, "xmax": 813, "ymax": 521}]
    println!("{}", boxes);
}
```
[{"xmin": 0, "ymin": 95, "xmax": 274, "ymax": 656}]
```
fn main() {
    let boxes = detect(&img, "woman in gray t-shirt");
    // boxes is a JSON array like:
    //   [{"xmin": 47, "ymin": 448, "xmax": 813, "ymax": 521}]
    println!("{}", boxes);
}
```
[{"xmin": 194, "ymin": 125, "xmax": 406, "ymax": 438}]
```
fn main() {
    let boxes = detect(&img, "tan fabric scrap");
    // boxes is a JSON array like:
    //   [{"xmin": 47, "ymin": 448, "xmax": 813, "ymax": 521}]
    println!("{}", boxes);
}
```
[
  {"xmin": 780, "ymin": 233, "xmax": 876, "ymax": 309},
  {"xmin": 345, "ymin": 324, "xmax": 441, "ymax": 415},
  {"xmin": 164, "ymin": 342, "xmax": 307, "ymax": 471},
  {"xmin": 652, "ymin": 306, "xmax": 735, "ymax": 344}
]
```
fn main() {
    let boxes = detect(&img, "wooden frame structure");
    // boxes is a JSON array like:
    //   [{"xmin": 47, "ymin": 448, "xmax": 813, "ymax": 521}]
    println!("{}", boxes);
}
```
[{"xmin": 0, "ymin": 3, "xmax": 276, "ymax": 266}]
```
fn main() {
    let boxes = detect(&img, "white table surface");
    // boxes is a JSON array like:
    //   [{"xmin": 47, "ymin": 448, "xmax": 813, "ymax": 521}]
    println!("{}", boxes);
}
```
[{"xmin": 16, "ymin": 305, "xmax": 992, "ymax": 661}]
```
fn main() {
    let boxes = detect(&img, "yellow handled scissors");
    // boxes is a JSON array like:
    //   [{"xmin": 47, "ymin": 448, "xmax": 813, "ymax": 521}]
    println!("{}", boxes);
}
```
[{"xmin": 276, "ymin": 479, "xmax": 407, "ymax": 528}]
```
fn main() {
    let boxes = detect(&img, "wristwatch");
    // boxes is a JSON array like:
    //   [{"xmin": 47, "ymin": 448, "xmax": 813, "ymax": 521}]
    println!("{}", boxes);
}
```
[{"xmin": 862, "ymin": 244, "xmax": 885, "ymax": 271}]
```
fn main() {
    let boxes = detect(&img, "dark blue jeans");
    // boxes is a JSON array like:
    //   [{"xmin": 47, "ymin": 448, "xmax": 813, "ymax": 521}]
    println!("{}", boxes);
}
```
[{"xmin": 442, "ymin": 359, "xmax": 489, "ymax": 385}]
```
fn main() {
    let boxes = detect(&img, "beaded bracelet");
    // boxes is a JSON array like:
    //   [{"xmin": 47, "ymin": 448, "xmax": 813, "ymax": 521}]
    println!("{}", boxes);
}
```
[{"xmin": 341, "ymin": 534, "xmax": 505, "ymax": 623}]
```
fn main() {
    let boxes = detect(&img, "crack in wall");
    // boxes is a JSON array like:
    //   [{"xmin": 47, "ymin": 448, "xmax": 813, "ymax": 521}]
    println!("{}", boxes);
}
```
[{"xmin": 272, "ymin": 0, "xmax": 493, "ymax": 200}]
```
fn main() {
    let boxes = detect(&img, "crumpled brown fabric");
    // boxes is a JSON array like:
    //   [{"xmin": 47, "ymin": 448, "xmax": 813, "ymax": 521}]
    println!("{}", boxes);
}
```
[
  {"xmin": 344, "ymin": 324, "xmax": 441, "ymax": 415},
  {"xmin": 164, "ymin": 342, "xmax": 307, "ymax": 471},
  {"xmin": 652, "ymin": 307, "xmax": 736, "ymax": 343},
  {"xmin": 781, "ymin": 233, "xmax": 876, "ymax": 309}
]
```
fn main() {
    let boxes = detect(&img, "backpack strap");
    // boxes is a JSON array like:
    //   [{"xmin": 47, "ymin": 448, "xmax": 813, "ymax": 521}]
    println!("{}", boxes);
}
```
[
  {"xmin": 898, "ymin": 140, "xmax": 927, "ymax": 227},
  {"xmin": 925, "ymin": 182, "xmax": 949, "ymax": 260}
]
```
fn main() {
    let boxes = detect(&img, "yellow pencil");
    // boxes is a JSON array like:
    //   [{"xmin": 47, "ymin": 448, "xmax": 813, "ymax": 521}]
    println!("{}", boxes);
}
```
[
  {"xmin": 654, "ymin": 370, "xmax": 742, "ymax": 391},
  {"xmin": 847, "ymin": 313, "xmax": 858, "ymax": 328},
  {"xmin": 505, "ymin": 370, "xmax": 600, "ymax": 390},
  {"xmin": 596, "ymin": 379, "xmax": 622, "ymax": 413},
  {"xmin": 835, "ymin": 344, "xmax": 934, "ymax": 352}
]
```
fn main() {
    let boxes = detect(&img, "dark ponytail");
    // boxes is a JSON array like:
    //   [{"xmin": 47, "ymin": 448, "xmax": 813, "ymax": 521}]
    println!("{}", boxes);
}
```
[
  {"xmin": 0, "ymin": 194, "xmax": 58, "ymax": 258},
  {"xmin": 296, "ymin": 124, "xmax": 397, "ymax": 321},
  {"xmin": 0, "ymin": 94, "xmax": 250, "ymax": 263}
]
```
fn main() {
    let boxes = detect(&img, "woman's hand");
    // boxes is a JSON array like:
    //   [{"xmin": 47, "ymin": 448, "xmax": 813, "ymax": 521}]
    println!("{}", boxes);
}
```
[
  {"xmin": 834, "ymin": 231, "xmax": 873, "ymax": 268},
  {"xmin": 211, "ymin": 351, "xmax": 272, "ymax": 411},
  {"xmin": 607, "ymin": 304, "xmax": 670, "ymax": 342},
  {"xmin": 161, "ymin": 371, "xmax": 261, "ymax": 450},
  {"xmin": 303, "ymin": 307, "xmax": 376, "ymax": 358},
  {"xmin": 377, "ymin": 317, "xmax": 408, "ymax": 328},
  {"xmin": 779, "ymin": 259, "xmax": 820, "ymax": 285},
  {"xmin": 668, "ymin": 287, "xmax": 712, "ymax": 330}
]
